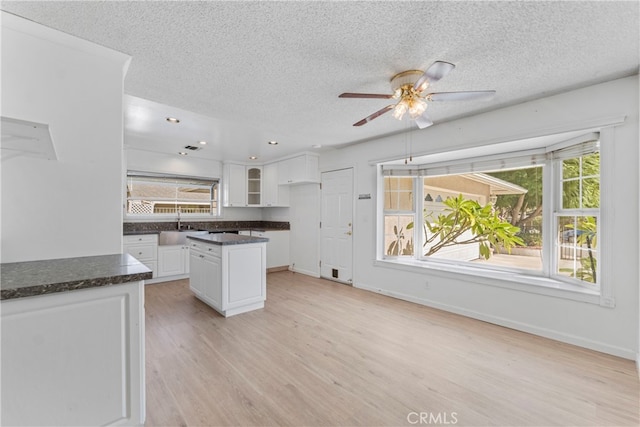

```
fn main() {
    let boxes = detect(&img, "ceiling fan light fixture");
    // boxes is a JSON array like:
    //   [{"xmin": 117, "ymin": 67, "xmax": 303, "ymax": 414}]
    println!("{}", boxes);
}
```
[
  {"xmin": 339, "ymin": 61, "xmax": 494, "ymax": 128},
  {"xmin": 392, "ymin": 100, "xmax": 408, "ymax": 120},
  {"xmin": 408, "ymin": 98, "xmax": 427, "ymax": 119}
]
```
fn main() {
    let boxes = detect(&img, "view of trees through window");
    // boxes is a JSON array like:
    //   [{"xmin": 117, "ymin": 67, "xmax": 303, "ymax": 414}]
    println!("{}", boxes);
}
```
[
  {"xmin": 556, "ymin": 152, "xmax": 600, "ymax": 283},
  {"xmin": 422, "ymin": 167, "xmax": 540, "ymax": 270},
  {"xmin": 382, "ymin": 145, "xmax": 600, "ymax": 286}
]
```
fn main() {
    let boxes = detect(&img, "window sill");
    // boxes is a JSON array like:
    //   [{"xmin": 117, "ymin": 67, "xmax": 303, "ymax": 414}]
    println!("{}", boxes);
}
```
[{"xmin": 374, "ymin": 258, "xmax": 603, "ymax": 305}]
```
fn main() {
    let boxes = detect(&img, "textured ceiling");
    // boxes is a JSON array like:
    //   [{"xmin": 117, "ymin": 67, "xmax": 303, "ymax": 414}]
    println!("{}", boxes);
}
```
[{"xmin": 2, "ymin": 1, "xmax": 638, "ymax": 163}]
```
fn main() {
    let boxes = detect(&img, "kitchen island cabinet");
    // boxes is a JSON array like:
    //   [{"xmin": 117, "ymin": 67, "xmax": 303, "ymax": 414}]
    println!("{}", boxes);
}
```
[
  {"xmin": 187, "ymin": 233, "xmax": 267, "ymax": 317},
  {"xmin": 0, "ymin": 254, "xmax": 150, "ymax": 426}
]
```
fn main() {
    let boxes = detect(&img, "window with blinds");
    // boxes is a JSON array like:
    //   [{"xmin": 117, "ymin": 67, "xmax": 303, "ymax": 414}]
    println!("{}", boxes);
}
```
[
  {"xmin": 377, "ymin": 133, "xmax": 601, "ymax": 288},
  {"xmin": 126, "ymin": 172, "xmax": 219, "ymax": 216}
]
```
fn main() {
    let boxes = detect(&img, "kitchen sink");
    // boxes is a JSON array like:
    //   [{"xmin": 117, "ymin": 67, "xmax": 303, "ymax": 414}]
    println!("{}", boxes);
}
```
[{"xmin": 158, "ymin": 230, "xmax": 209, "ymax": 246}]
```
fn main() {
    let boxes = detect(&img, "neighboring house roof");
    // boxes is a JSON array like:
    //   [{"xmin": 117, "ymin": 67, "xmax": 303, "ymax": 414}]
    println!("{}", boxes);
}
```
[
  {"xmin": 127, "ymin": 183, "xmax": 210, "ymax": 200},
  {"xmin": 464, "ymin": 173, "xmax": 528, "ymax": 195}
]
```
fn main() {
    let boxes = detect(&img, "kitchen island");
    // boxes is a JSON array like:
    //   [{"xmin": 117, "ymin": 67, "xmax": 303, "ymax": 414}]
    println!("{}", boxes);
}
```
[
  {"xmin": 187, "ymin": 233, "xmax": 268, "ymax": 317},
  {"xmin": 0, "ymin": 254, "xmax": 150, "ymax": 426}
]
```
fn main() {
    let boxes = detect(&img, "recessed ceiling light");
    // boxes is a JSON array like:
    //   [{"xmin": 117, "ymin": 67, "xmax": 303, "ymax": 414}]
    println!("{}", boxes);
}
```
[
  {"xmin": 198, "ymin": 140, "xmax": 207, "ymax": 145},
  {"xmin": 267, "ymin": 140, "xmax": 278, "ymax": 145},
  {"xmin": 166, "ymin": 117, "xmax": 180, "ymax": 124},
  {"xmin": 249, "ymin": 156, "xmax": 258, "ymax": 160},
  {"xmin": 178, "ymin": 151, "xmax": 188, "ymax": 156}
]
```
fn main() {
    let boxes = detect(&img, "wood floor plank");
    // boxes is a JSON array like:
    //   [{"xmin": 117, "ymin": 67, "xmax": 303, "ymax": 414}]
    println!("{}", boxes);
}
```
[{"xmin": 144, "ymin": 272, "xmax": 639, "ymax": 426}]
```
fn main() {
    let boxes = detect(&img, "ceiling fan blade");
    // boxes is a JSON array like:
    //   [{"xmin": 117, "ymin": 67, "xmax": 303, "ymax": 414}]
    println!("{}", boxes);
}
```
[
  {"xmin": 339, "ymin": 92, "xmax": 394, "ymax": 99},
  {"xmin": 414, "ymin": 111, "xmax": 434, "ymax": 129},
  {"xmin": 353, "ymin": 105, "xmax": 394, "ymax": 126},
  {"xmin": 428, "ymin": 90, "xmax": 496, "ymax": 102},
  {"xmin": 414, "ymin": 61, "xmax": 455, "ymax": 92}
]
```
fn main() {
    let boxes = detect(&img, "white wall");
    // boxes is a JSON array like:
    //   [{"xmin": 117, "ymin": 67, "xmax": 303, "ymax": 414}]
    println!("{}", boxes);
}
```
[
  {"xmin": 1, "ymin": 13, "xmax": 131, "ymax": 263},
  {"xmin": 126, "ymin": 147, "xmax": 222, "ymax": 179},
  {"xmin": 261, "ymin": 207, "xmax": 290, "ymax": 222},
  {"xmin": 320, "ymin": 76, "xmax": 639, "ymax": 359}
]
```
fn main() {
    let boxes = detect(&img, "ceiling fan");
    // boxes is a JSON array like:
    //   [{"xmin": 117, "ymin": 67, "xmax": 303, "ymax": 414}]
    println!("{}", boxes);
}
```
[{"xmin": 339, "ymin": 61, "xmax": 496, "ymax": 129}]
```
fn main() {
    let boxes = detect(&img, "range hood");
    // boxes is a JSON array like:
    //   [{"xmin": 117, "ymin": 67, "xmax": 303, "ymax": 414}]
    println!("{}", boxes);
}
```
[{"xmin": 1, "ymin": 116, "xmax": 57, "ymax": 160}]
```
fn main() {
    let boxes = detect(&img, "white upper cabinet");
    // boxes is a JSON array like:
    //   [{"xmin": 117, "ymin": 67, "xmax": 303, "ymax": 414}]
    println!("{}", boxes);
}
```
[
  {"xmin": 278, "ymin": 154, "xmax": 319, "ymax": 185},
  {"xmin": 246, "ymin": 166, "xmax": 262, "ymax": 206},
  {"xmin": 263, "ymin": 162, "xmax": 289, "ymax": 207},
  {"xmin": 223, "ymin": 153, "xmax": 317, "ymax": 207},
  {"xmin": 223, "ymin": 163, "xmax": 247, "ymax": 207}
]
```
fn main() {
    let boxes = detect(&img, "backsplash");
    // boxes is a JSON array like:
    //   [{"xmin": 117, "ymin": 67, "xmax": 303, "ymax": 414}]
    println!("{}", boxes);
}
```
[{"xmin": 123, "ymin": 221, "xmax": 290, "ymax": 234}]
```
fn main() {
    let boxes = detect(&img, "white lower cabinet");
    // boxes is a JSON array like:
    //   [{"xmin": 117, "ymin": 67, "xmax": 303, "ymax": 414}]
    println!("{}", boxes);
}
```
[
  {"xmin": 123, "ymin": 234, "xmax": 158, "ymax": 278},
  {"xmin": 191, "ymin": 250, "xmax": 222, "ymax": 308},
  {"xmin": 239, "ymin": 230, "xmax": 289, "ymax": 270},
  {"xmin": 188, "ymin": 239, "xmax": 266, "ymax": 317},
  {"xmin": 157, "ymin": 245, "xmax": 190, "ymax": 277},
  {"xmin": 1, "ymin": 281, "xmax": 145, "ymax": 426},
  {"xmin": 204, "ymin": 255, "xmax": 222, "ymax": 308}
]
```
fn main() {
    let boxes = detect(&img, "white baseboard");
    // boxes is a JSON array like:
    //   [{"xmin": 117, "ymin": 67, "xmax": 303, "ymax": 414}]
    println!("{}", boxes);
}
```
[
  {"xmin": 289, "ymin": 266, "xmax": 320, "ymax": 278},
  {"xmin": 356, "ymin": 283, "xmax": 636, "ymax": 360}
]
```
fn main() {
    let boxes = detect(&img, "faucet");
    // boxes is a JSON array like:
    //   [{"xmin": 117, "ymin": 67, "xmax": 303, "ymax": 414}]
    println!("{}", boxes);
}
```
[{"xmin": 177, "ymin": 206, "xmax": 182, "ymax": 230}]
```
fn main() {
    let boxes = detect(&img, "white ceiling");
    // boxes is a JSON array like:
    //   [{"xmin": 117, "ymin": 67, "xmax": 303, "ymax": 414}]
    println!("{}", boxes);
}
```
[{"xmin": 2, "ymin": 1, "xmax": 638, "ymax": 163}]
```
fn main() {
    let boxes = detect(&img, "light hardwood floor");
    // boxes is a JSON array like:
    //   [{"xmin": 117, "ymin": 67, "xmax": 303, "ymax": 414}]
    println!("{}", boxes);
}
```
[{"xmin": 145, "ymin": 271, "xmax": 639, "ymax": 426}]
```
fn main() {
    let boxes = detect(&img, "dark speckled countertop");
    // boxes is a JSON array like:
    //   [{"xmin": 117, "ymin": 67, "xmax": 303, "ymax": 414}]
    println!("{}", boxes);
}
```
[
  {"xmin": 187, "ymin": 233, "xmax": 268, "ymax": 245},
  {"xmin": 123, "ymin": 220, "xmax": 289, "ymax": 235},
  {"xmin": 0, "ymin": 254, "xmax": 152, "ymax": 300}
]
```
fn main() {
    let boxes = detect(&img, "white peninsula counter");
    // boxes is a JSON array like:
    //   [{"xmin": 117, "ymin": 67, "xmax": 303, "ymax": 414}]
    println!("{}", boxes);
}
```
[
  {"xmin": 0, "ymin": 254, "xmax": 150, "ymax": 426},
  {"xmin": 187, "ymin": 233, "xmax": 268, "ymax": 317}
]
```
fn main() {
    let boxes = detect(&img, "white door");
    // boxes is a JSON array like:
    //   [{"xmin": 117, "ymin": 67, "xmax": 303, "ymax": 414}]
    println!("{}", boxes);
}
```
[{"xmin": 321, "ymin": 168, "xmax": 353, "ymax": 283}]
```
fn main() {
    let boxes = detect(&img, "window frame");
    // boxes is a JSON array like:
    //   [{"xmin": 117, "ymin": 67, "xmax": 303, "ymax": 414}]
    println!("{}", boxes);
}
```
[
  {"xmin": 382, "ymin": 174, "xmax": 418, "ymax": 259},
  {"xmin": 376, "ymin": 131, "xmax": 610, "ymax": 302},
  {"xmin": 550, "ymin": 142, "xmax": 601, "ymax": 288},
  {"xmin": 124, "ymin": 171, "xmax": 220, "ymax": 220}
]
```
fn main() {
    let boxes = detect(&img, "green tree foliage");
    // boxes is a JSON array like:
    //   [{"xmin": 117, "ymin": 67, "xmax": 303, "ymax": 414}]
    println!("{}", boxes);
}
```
[
  {"xmin": 561, "ymin": 152, "xmax": 600, "ymax": 209},
  {"xmin": 571, "ymin": 216, "xmax": 597, "ymax": 283},
  {"xmin": 386, "ymin": 223, "xmax": 414, "ymax": 256},
  {"xmin": 423, "ymin": 194, "xmax": 524, "ymax": 259},
  {"xmin": 487, "ymin": 166, "xmax": 543, "ymax": 228}
]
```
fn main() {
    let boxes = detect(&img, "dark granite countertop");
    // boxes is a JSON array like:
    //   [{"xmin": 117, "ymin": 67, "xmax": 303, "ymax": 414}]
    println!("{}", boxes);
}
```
[
  {"xmin": 187, "ymin": 233, "xmax": 269, "ymax": 245},
  {"xmin": 123, "ymin": 220, "xmax": 289, "ymax": 235},
  {"xmin": 123, "ymin": 230, "xmax": 162, "ymax": 235},
  {"xmin": 1, "ymin": 254, "xmax": 152, "ymax": 300}
]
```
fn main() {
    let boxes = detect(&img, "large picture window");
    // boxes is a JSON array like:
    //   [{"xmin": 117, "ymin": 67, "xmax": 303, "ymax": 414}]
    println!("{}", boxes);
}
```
[
  {"xmin": 379, "ymin": 134, "xmax": 601, "ymax": 290},
  {"xmin": 422, "ymin": 166, "xmax": 542, "ymax": 271},
  {"xmin": 126, "ymin": 172, "xmax": 219, "ymax": 217}
]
